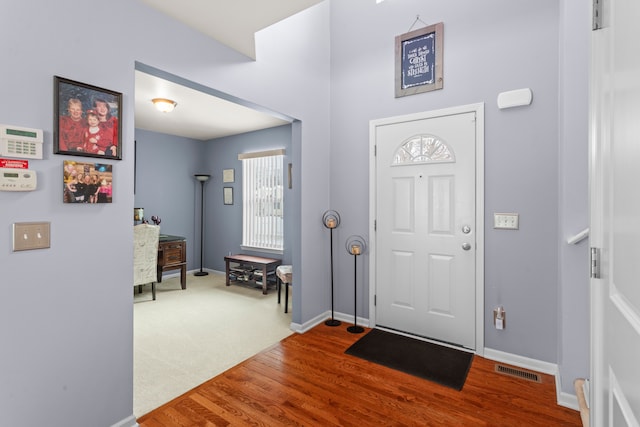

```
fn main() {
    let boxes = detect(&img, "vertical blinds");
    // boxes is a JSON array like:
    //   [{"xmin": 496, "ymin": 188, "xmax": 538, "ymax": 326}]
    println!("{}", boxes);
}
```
[{"xmin": 240, "ymin": 149, "xmax": 284, "ymax": 251}]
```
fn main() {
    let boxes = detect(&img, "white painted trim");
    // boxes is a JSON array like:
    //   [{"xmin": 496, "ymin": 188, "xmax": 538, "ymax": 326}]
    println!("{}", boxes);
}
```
[
  {"xmin": 110, "ymin": 415, "xmax": 138, "ymax": 427},
  {"xmin": 290, "ymin": 311, "xmax": 329, "ymax": 333},
  {"xmin": 558, "ymin": 391, "xmax": 580, "ymax": 411},
  {"xmin": 238, "ymin": 148, "xmax": 285, "ymax": 160},
  {"xmin": 484, "ymin": 347, "xmax": 558, "ymax": 375},
  {"xmin": 475, "ymin": 104, "xmax": 485, "ymax": 357},
  {"xmin": 589, "ymin": 16, "xmax": 608, "ymax": 426},
  {"xmin": 368, "ymin": 103, "xmax": 485, "ymax": 354},
  {"xmin": 610, "ymin": 369, "xmax": 640, "ymax": 427},
  {"xmin": 484, "ymin": 347, "xmax": 580, "ymax": 411},
  {"xmin": 291, "ymin": 311, "xmax": 371, "ymax": 334}
]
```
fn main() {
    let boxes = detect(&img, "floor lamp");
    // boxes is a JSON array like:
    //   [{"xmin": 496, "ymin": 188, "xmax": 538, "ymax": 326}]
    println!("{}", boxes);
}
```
[
  {"xmin": 345, "ymin": 235, "xmax": 366, "ymax": 334},
  {"xmin": 323, "ymin": 210, "xmax": 341, "ymax": 327},
  {"xmin": 194, "ymin": 174, "xmax": 210, "ymax": 276}
]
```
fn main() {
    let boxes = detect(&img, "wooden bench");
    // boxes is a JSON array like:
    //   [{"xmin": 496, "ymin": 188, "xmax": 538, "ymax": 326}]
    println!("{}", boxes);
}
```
[{"xmin": 224, "ymin": 254, "xmax": 281, "ymax": 295}]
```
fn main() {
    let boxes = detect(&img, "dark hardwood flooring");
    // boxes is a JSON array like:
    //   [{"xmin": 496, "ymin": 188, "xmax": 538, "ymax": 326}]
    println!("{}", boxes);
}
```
[{"xmin": 137, "ymin": 323, "xmax": 581, "ymax": 426}]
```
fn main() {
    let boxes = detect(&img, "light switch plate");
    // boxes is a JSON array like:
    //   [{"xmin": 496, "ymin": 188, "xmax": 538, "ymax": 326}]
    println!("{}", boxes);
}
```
[
  {"xmin": 494, "ymin": 213, "xmax": 519, "ymax": 230},
  {"xmin": 13, "ymin": 222, "xmax": 50, "ymax": 251}
]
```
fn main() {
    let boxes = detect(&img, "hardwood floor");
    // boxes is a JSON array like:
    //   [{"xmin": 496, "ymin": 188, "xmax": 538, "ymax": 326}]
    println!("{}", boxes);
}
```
[{"xmin": 137, "ymin": 323, "xmax": 581, "ymax": 426}]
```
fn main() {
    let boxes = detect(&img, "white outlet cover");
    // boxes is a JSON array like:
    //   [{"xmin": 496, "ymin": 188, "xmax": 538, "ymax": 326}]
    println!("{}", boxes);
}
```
[{"xmin": 494, "ymin": 213, "xmax": 519, "ymax": 230}]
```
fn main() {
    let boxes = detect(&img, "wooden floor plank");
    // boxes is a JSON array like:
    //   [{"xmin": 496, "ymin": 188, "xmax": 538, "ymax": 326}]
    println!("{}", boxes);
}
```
[{"xmin": 137, "ymin": 324, "xmax": 581, "ymax": 426}]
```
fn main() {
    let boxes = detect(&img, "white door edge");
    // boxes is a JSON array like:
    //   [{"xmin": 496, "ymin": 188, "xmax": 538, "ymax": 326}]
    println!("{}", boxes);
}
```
[{"xmin": 368, "ymin": 102, "xmax": 485, "ymax": 355}]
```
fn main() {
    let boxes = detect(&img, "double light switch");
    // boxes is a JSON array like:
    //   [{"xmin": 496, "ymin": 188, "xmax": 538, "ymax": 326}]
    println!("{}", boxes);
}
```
[{"xmin": 13, "ymin": 222, "xmax": 50, "ymax": 251}]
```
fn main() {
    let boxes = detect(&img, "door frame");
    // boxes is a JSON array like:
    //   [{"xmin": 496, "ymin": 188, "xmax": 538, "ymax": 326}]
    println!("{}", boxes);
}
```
[
  {"xmin": 588, "ymin": 19, "xmax": 606, "ymax": 422},
  {"xmin": 368, "ymin": 103, "xmax": 485, "ymax": 354},
  {"xmin": 589, "ymin": 2, "xmax": 640, "ymax": 422}
]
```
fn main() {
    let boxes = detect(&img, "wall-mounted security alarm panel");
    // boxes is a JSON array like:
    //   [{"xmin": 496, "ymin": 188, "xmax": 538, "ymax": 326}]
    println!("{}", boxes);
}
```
[
  {"xmin": 0, "ymin": 124, "xmax": 44, "ymax": 159},
  {"xmin": 0, "ymin": 167, "xmax": 37, "ymax": 191}
]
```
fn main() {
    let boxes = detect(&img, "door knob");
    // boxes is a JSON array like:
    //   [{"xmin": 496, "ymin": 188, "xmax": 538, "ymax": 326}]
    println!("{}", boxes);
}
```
[
  {"xmin": 462, "ymin": 225, "xmax": 471, "ymax": 234},
  {"xmin": 462, "ymin": 242, "xmax": 472, "ymax": 251}
]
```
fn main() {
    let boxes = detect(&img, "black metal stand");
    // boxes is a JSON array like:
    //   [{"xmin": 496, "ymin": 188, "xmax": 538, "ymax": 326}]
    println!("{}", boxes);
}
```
[
  {"xmin": 325, "ymin": 227, "xmax": 341, "ymax": 327},
  {"xmin": 347, "ymin": 253, "xmax": 364, "ymax": 334},
  {"xmin": 194, "ymin": 178, "xmax": 208, "ymax": 277}
]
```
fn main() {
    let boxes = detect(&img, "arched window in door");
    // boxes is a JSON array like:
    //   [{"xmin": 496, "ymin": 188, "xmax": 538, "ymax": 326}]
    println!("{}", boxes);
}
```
[{"xmin": 392, "ymin": 134, "xmax": 455, "ymax": 165}]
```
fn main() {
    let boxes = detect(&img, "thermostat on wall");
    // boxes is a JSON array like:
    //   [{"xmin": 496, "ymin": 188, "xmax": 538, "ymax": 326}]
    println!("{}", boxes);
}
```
[
  {"xmin": 0, "ymin": 167, "xmax": 37, "ymax": 191},
  {"xmin": 0, "ymin": 124, "xmax": 44, "ymax": 159}
]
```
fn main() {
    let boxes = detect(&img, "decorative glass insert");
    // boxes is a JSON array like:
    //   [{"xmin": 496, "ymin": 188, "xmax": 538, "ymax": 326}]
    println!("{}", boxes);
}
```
[{"xmin": 392, "ymin": 134, "xmax": 455, "ymax": 165}]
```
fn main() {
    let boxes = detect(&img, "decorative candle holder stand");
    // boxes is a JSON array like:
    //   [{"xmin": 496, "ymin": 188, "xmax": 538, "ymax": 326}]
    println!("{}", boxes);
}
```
[
  {"xmin": 345, "ymin": 235, "xmax": 366, "ymax": 334},
  {"xmin": 323, "ymin": 210, "xmax": 341, "ymax": 327}
]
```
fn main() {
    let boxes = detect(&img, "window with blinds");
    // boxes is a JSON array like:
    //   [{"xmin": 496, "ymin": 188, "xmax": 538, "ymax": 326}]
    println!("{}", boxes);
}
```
[{"xmin": 239, "ymin": 149, "xmax": 284, "ymax": 252}]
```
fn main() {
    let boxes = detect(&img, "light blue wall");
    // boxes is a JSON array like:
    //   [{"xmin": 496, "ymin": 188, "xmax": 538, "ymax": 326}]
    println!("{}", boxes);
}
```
[
  {"xmin": 0, "ymin": 1, "xmax": 330, "ymax": 426},
  {"xmin": 134, "ymin": 129, "xmax": 203, "ymax": 271},
  {"xmin": 331, "ymin": 0, "xmax": 558, "ymax": 359},
  {"xmin": 204, "ymin": 125, "xmax": 294, "ymax": 271},
  {"xmin": 329, "ymin": 0, "xmax": 589, "ymax": 395},
  {"xmin": 0, "ymin": 1, "xmax": 590, "ymax": 424},
  {"xmin": 134, "ymin": 125, "xmax": 294, "ymax": 273},
  {"xmin": 558, "ymin": 0, "xmax": 590, "ymax": 396}
]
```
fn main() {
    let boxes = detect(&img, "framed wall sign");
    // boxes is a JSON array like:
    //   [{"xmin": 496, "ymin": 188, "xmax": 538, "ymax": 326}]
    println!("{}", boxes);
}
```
[
  {"xmin": 223, "ymin": 187, "xmax": 233, "ymax": 205},
  {"xmin": 395, "ymin": 22, "xmax": 444, "ymax": 98},
  {"xmin": 223, "ymin": 168, "xmax": 235, "ymax": 183}
]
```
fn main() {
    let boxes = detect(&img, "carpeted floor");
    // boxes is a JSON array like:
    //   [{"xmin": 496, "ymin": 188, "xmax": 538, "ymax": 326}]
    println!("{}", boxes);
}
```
[{"xmin": 134, "ymin": 271, "xmax": 293, "ymax": 417}]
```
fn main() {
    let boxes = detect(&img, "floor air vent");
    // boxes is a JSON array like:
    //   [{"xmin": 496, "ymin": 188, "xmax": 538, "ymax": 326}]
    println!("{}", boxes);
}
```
[{"xmin": 494, "ymin": 364, "xmax": 542, "ymax": 383}]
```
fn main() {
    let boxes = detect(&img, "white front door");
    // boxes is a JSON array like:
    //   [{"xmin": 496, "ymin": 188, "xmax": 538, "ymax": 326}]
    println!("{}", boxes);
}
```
[
  {"xmin": 590, "ymin": 0, "xmax": 640, "ymax": 424},
  {"xmin": 371, "ymin": 106, "xmax": 482, "ymax": 350}
]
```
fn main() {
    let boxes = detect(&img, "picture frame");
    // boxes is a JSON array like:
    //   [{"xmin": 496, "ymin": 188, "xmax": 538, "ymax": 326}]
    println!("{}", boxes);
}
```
[
  {"xmin": 63, "ymin": 160, "xmax": 113, "ymax": 204},
  {"xmin": 54, "ymin": 76, "xmax": 123, "ymax": 160},
  {"xmin": 223, "ymin": 168, "xmax": 235, "ymax": 183},
  {"xmin": 395, "ymin": 22, "xmax": 444, "ymax": 98},
  {"xmin": 223, "ymin": 187, "xmax": 234, "ymax": 205}
]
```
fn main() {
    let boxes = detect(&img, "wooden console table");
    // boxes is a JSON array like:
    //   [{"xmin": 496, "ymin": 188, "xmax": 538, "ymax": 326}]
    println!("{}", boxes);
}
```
[
  {"xmin": 157, "ymin": 235, "xmax": 187, "ymax": 289},
  {"xmin": 224, "ymin": 254, "xmax": 281, "ymax": 295}
]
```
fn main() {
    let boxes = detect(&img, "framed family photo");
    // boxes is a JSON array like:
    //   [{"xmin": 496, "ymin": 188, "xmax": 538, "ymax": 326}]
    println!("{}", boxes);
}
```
[
  {"xmin": 63, "ymin": 160, "xmax": 113, "ymax": 204},
  {"xmin": 54, "ymin": 76, "xmax": 122, "ymax": 160}
]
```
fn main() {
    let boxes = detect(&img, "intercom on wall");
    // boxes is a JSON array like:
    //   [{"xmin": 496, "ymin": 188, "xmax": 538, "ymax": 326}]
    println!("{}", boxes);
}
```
[{"xmin": 0, "ymin": 124, "xmax": 44, "ymax": 159}]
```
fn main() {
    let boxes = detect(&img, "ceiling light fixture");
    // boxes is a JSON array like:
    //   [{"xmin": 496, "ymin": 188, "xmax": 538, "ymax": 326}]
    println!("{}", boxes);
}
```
[{"xmin": 152, "ymin": 98, "xmax": 177, "ymax": 113}]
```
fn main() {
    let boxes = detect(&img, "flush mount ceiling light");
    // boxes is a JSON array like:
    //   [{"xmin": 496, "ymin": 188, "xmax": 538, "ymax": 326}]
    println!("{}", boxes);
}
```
[{"xmin": 151, "ymin": 98, "xmax": 177, "ymax": 113}]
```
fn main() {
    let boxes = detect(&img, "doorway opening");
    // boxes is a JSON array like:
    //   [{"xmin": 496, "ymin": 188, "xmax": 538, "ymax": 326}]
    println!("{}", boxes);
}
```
[{"xmin": 133, "ymin": 62, "xmax": 301, "ymax": 416}]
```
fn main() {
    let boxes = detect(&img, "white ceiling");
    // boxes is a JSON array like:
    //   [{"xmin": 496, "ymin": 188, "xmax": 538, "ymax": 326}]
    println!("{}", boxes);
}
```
[
  {"xmin": 135, "ymin": 0, "xmax": 323, "ymax": 140},
  {"xmin": 135, "ymin": 70, "xmax": 291, "ymax": 140},
  {"xmin": 140, "ymin": 0, "xmax": 323, "ymax": 60}
]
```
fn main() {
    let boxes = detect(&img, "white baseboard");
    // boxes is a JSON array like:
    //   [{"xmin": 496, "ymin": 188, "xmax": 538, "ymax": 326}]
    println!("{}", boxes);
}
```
[
  {"xmin": 483, "ymin": 348, "xmax": 558, "ymax": 375},
  {"xmin": 110, "ymin": 414, "xmax": 138, "ymax": 427},
  {"xmin": 484, "ymin": 347, "xmax": 578, "ymax": 411},
  {"xmin": 290, "ymin": 311, "xmax": 370, "ymax": 333},
  {"xmin": 558, "ymin": 391, "xmax": 579, "ymax": 411}
]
